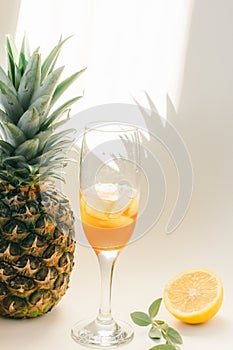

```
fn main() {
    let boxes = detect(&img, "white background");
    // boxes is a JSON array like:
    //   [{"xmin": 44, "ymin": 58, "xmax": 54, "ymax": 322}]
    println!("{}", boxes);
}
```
[{"xmin": 0, "ymin": 0, "xmax": 233, "ymax": 349}]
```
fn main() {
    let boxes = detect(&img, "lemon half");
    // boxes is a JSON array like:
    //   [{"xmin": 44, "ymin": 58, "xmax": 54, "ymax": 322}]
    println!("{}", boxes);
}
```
[{"xmin": 163, "ymin": 268, "xmax": 223, "ymax": 324}]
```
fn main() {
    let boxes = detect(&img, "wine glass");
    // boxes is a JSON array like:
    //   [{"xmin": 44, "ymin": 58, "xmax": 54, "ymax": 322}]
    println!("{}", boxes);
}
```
[{"xmin": 71, "ymin": 122, "xmax": 140, "ymax": 348}]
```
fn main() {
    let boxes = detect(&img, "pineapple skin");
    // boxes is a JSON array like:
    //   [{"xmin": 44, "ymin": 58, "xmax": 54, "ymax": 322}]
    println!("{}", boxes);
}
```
[{"xmin": 0, "ymin": 180, "xmax": 75, "ymax": 318}]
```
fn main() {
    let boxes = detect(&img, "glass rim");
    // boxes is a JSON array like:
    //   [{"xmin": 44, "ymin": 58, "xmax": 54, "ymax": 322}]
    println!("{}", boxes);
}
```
[{"xmin": 84, "ymin": 121, "xmax": 139, "ymax": 133}]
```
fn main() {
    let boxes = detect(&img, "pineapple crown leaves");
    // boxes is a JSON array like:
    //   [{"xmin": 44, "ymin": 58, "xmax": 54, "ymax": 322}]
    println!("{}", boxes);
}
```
[{"xmin": 0, "ymin": 35, "xmax": 85, "ymax": 185}]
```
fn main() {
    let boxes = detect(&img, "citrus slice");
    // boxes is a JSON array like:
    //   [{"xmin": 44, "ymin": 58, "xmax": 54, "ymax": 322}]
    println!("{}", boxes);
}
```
[{"xmin": 163, "ymin": 268, "xmax": 223, "ymax": 324}]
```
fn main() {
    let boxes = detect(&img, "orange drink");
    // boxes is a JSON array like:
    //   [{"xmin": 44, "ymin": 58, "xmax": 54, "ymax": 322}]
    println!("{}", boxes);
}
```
[{"xmin": 80, "ymin": 183, "xmax": 139, "ymax": 253}]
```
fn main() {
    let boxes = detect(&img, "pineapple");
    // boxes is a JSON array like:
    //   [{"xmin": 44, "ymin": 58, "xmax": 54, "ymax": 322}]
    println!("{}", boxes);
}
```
[{"xmin": 0, "ymin": 36, "xmax": 84, "ymax": 318}]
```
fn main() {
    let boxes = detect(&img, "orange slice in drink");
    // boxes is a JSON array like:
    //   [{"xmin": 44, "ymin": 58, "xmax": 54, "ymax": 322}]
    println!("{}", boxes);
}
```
[{"xmin": 163, "ymin": 268, "xmax": 223, "ymax": 324}]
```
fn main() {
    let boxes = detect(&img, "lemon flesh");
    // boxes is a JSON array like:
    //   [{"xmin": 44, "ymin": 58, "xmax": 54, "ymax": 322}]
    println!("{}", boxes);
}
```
[{"xmin": 163, "ymin": 268, "xmax": 223, "ymax": 324}]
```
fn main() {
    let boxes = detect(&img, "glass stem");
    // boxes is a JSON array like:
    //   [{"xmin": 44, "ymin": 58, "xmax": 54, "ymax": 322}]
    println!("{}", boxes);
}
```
[{"xmin": 96, "ymin": 250, "xmax": 119, "ymax": 324}]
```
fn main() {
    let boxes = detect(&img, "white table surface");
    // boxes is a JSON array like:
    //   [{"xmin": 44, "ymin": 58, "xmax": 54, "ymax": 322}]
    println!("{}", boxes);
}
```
[{"xmin": 0, "ymin": 201, "xmax": 232, "ymax": 350}]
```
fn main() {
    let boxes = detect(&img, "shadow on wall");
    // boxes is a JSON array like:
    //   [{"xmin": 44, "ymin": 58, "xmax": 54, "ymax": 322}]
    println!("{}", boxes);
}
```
[
  {"xmin": 0, "ymin": 0, "xmax": 22, "ymax": 68},
  {"xmin": 169, "ymin": 0, "xmax": 233, "ymax": 224}
]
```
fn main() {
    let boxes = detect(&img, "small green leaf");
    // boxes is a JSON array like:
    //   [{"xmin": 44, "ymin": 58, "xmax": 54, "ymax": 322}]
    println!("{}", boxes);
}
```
[
  {"xmin": 130, "ymin": 312, "xmax": 152, "ymax": 326},
  {"xmin": 149, "ymin": 298, "xmax": 163, "ymax": 319},
  {"xmin": 149, "ymin": 326, "xmax": 161, "ymax": 339},
  {"xmin": 154, "ymin": 320, "xmax": 165, "ymax": 326},
  {"xmin": 149, "ymin": 345, "xmax": 176, "ymax": 350},
  {"xmin": 161, "ymin": 323, "xmax": 169, "ymax": 333},
  {"xmin": 167, "ymin": 327, "xmax": 183, "ymax": 345}
]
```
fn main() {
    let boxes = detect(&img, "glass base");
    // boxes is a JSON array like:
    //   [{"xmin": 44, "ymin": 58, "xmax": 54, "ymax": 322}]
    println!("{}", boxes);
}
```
[{"xmin": 71, "ymin": 318, "xmax": 134, "ymax": 348}]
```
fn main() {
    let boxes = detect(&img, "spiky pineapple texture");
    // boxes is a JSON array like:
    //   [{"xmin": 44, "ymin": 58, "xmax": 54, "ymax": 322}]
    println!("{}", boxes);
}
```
[
  {"xmin": 0, "ymin": 36, "xmax": 83, "ymax": 318},
  {"xmin": 0, "ymin": 181, "xmax": 75, "ymax": 318}
]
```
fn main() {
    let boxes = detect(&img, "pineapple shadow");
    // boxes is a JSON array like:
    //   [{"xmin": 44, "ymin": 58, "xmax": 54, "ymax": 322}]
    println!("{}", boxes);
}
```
[
  {"xmin": 166, "ymin": 0, "xmax": 233, "ymax": 271},
  {"xmin": 161, "ymin": 1, "xmax": 233, "ymax": 345},
  {"xmin": 173, "ymin": 0, "xmax": 233, "ymax": 224}
]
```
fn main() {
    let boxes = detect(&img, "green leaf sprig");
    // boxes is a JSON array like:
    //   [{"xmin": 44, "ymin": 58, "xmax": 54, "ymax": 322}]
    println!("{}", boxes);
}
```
[{"xmin": 130, "ymin": 298, "xmax": 183, "ymax": 350}]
